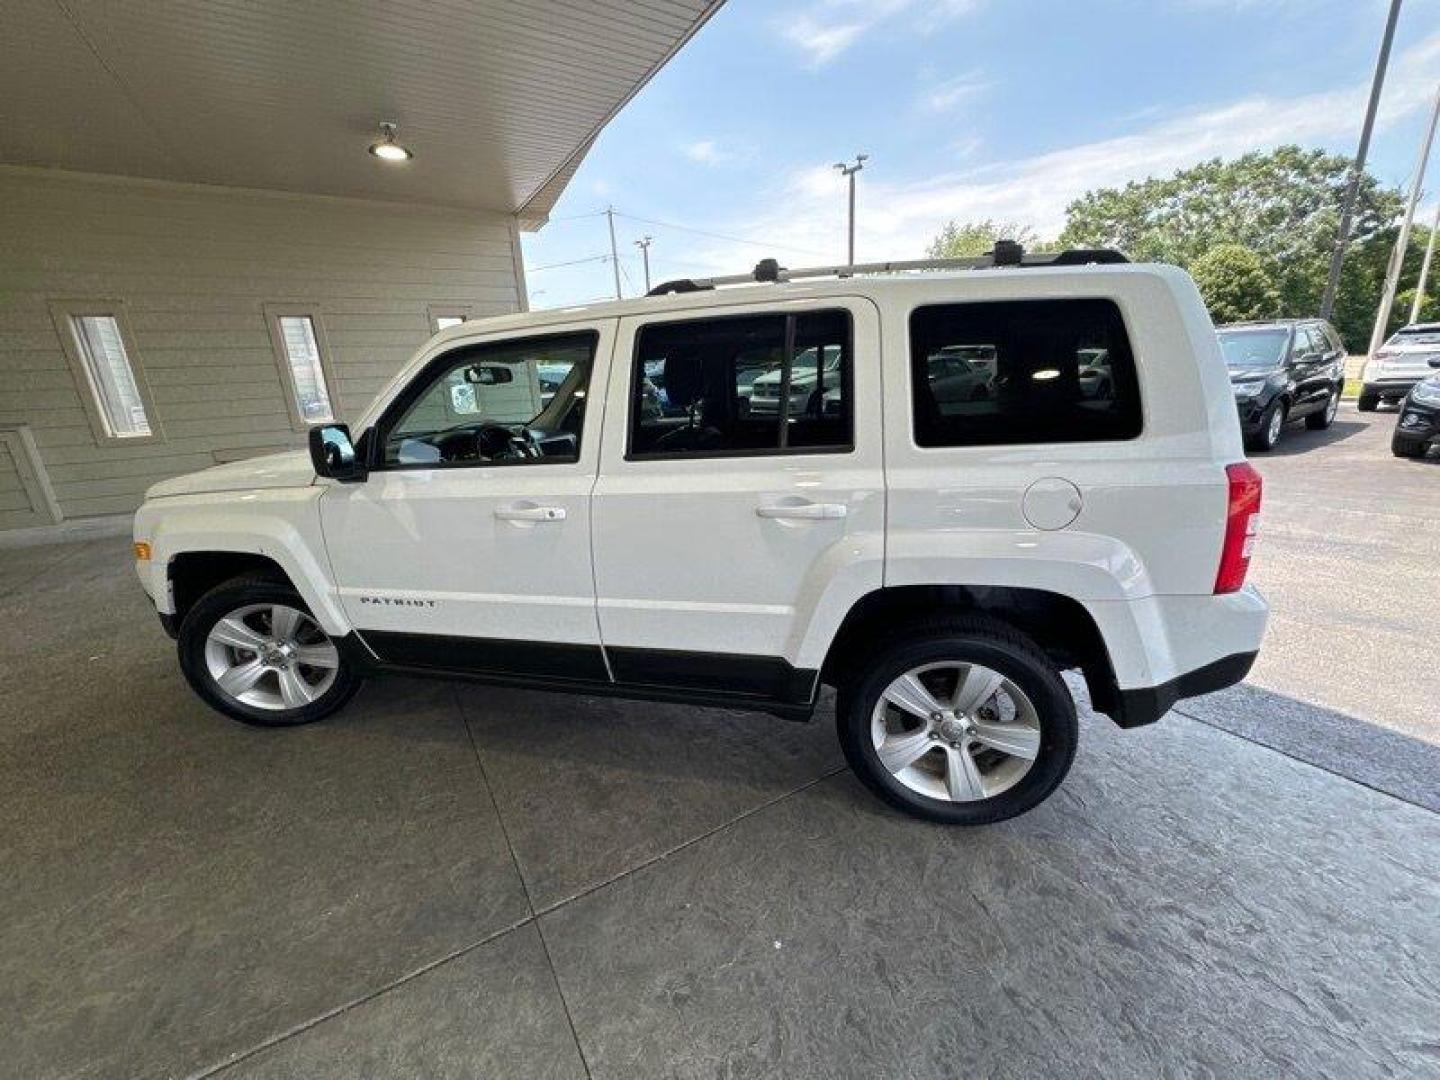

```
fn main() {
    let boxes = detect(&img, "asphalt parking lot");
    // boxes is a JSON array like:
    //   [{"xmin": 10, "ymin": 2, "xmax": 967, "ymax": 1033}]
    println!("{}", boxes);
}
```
[
  {"xmin": 3, "ymin": 412, "xmax": 1438, "ymax": 1078},
  {"xmin": 1236, "ymin": 402, "xmax": 1439, "ymax": 746}
]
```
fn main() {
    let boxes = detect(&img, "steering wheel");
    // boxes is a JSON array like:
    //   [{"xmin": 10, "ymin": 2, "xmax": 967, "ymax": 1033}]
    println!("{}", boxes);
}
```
[{"xmin": 474, "ymin": 422, "xmax": 529, "ymax": 460}]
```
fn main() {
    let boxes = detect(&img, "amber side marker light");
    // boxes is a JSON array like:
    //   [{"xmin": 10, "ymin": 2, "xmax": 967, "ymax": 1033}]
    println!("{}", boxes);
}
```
[{"xmin": 133, "ymin": 541, "xmax": 152, "ymax": 561}]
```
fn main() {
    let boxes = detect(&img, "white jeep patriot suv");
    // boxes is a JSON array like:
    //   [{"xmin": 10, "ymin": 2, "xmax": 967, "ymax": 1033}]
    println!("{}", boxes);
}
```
[{"xmin": 133, "ymin": 248, "xmax": 1268, "ymax": 825}]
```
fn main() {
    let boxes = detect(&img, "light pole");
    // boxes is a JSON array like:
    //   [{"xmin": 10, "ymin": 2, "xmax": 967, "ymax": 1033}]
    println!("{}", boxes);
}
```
[
  {"xmin": 1368, "ymin": 83, "xmax": 1440, "ymax": 356},
  {"xmin": 634, "ymin": 235, "xmax": 653, "ymax": 293},
  {"xmin": 834, "ymin": 154, "xmax": 868, "ymax": 266},
  {"xmin": 1410, "ymin": 199, "xmax": 1440, "ymax": 323},
  {"xmin": 1321, "ymin": 0, "xmax": 1404, "ymax": 318},
  {"xmin": 605, "ymin": 206, "xmax": 622, "ymax": 300}
]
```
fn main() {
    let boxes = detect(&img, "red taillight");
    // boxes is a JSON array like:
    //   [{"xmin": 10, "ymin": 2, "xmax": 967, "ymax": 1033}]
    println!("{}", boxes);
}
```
[{"xmin": 1215, "ymin": 462, "xmax": 1262, "ymax": 594}]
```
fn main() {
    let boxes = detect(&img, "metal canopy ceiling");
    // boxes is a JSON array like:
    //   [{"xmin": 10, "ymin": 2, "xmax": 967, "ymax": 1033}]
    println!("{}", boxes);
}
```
[{"xmin": 0, "ymin": 0, "xmax": 721, "ymax": 224}]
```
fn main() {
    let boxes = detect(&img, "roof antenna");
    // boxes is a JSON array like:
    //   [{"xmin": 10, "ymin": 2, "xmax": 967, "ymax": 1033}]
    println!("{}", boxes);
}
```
[{"xmin": 753, "ymin": 258, "xmax": 784, "ymax": 282}]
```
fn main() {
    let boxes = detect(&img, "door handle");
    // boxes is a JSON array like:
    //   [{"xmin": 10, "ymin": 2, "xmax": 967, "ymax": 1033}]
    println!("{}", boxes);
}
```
[
  {"xmin": 495, "ymin": 505, "xmax": 566, "ymax": 522},
  {"xmin": 756, "ymin": 502, "xmax": 848, "ymax": 520}
]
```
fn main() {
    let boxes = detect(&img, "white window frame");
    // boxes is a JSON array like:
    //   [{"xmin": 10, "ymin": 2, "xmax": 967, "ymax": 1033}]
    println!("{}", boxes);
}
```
[
  {"xmin": 427, "ymin": 304, "xmax": 475, "ymax": 334},
  {"xmin": 48, "ymin": 299, "xmax": 163, "ymax": 447},
  {"xmin": 263, "ymin": 304, "xmax": 341, "ymax": 431}
]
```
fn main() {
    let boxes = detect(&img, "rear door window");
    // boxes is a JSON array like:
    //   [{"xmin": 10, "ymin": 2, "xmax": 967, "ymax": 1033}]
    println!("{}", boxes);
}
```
[{"xmin": 629, "ymin": 310, "xmax": 852, "ymax": 458}]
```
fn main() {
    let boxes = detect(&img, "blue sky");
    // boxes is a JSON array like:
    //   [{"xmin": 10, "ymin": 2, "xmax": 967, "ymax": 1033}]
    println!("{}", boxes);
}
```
[{"xmin": 522, "ymin": 0, "xmax": 1440, "ymax": 308}]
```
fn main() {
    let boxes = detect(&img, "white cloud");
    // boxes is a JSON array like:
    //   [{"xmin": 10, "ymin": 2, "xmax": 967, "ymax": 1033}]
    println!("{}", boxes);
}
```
[
  {"xmin": 683, "ymin": 138, "xmax": 728, "ymax": 165},
  {"xmin": 778, "ymin": 0, "xmax": 982, "ymax": 68},
  {"xmin": 780, "ymin": 14, "xmax": 865, "ymax": 67},
  {"xmin": 726, "ymin": 30, "xmax": 1440, "ymax": 265},
  {"xmin": 919, "ymin": 71, "xmax": 990, "ymax": 113}
]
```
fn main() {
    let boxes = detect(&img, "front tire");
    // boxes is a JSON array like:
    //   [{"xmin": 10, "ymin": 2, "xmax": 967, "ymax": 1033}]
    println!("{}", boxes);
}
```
[
  {"xmin": 836, "ymin": 617, "xmax": 1078, "ymax": 825},
  {"xmin": 178, "ymin": 575, "xmax": 362, "ymax": 726},
  {"xmin": 1247, "ymin": 398, "xmax": 1286, "ymax": 452}
]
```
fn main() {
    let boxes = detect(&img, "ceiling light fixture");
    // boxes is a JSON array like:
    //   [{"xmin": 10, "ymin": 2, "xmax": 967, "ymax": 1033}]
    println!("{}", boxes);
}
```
[{"xmin": 368, "ymin": 121, "xmax": 412, "ymax": 162}]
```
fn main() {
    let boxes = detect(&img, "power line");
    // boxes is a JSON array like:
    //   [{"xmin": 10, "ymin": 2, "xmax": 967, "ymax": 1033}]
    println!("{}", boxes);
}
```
[
  {"xmin": 544, "ymin": 208, "xmax": 608, "ymax": 223},
  {"xmin": 528, "ymin": 253, "xmax": 611, "ymax": 273},
  {"xmin": 611, "ymin": 211, "xmax": 833, "ymax": 259}
]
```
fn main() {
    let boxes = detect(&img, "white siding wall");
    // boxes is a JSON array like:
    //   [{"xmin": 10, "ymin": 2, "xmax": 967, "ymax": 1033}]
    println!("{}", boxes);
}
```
[{"xmin": 0, "ymin": 167, "xmax": 525, "ymax": 523}]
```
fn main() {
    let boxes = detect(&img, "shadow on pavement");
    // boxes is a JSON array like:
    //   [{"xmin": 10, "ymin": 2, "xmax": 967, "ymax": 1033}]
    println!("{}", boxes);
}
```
[
  {"xmin": 1175, "ymin": 681, "xmax": 1440, "ymax": 813},
  {"xmin": 1260, "ymin": 418, "xmax": 1367, "ymax": 456}
]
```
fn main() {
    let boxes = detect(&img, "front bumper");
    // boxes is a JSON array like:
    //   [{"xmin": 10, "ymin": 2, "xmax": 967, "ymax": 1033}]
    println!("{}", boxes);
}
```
[
  {"xmin": 1234, "ymin": 397, "xmax": 1266, "ymax": 430},
  {"xmin": 1396, "ymin": 399, "xmax": 1440, "ymax": 441}
]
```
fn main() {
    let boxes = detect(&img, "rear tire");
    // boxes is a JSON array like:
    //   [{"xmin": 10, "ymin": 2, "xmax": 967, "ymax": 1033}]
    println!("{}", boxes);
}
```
[
  {"xmin": 1306, "ymin": 389, "xmax": 1340, "ymax": 430},
  {"xmin": 1357, "ymin": 390, "xmax": 1379, "ymax": 412},
  {"xmin": 178, "ymin": 575, "xmax": 362, "ymax": 727},
  {"xmin": 835, "ymin": 616, "xmax": 1078, "ymax": 825}
]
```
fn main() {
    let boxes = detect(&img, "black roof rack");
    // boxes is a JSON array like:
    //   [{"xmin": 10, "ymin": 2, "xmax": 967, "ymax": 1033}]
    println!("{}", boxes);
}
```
[{"xmin": 644, "ymin": 243, "xmax": 1128, "ymax": 296}]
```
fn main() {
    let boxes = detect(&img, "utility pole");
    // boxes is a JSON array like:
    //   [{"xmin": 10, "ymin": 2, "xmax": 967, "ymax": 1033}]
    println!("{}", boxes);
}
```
[
  {"xmin": 605, "ymin": 206, "xmax": 622, "ymax": 300},
  {"xmin": 833, "ymin": 154, "xmax": 868, "ymax": 266},
  {"xmin": 1369, "ymin": 83, "xmax": 1440, "ymax": 356},
  {"xmin": 1410, "ymin": 198, "xmax": 1440, "ymax": 323},
  {"xmin": 634, "ymin": 235, "xmax": 653, "ymax": 293},
  {"xmin": 1321, "ymin": 0, "xmax": 1403, "ymax": 318}
]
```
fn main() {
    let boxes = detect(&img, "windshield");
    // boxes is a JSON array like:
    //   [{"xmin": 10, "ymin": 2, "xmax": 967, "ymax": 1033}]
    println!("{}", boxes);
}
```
[
  {"xmin": 1217, "ymin": 329, "xmax": 1287, "ymax": 368},
  {"xmin": 1388, "ymin": 328, "xmax": 1440, "ymax": 347}
]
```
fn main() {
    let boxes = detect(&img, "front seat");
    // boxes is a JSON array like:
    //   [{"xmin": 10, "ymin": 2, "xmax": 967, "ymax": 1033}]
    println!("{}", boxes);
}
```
[{"xmin": 653, "ymin": 356, "xmax": 726, "ymax": 452}]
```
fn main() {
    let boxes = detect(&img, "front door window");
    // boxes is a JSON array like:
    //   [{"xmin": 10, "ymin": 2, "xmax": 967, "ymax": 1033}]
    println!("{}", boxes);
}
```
[{"xmin": 378, "ymin": 332, "xmax": 597, "ymax": 467}]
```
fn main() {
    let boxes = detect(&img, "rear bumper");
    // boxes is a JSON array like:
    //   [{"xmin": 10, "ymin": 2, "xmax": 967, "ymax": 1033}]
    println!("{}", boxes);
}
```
[
  {"xmin": 1113, "ymin": 650, "xmax": 1257, "ymax": 729},
  {"xmin": 1084, "ymin": 586, "xmax": 1268, "ymax": 729},
  {"xmin": 1363, "ymin": 379, "xmax": 1424, "ymax": 400}
]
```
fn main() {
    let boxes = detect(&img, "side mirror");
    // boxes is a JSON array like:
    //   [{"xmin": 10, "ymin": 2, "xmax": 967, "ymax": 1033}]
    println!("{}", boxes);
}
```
[
  {"xmin": 308, "ymin": 424, "xmax": 367, "ymax": 483},
  {"xmin": 465, "ymin": 364, "xmax": 514, "ymax": 386}
]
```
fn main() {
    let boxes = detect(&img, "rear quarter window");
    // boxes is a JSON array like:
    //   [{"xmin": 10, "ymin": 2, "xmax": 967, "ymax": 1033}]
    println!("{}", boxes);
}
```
[{"xmin": 909, "ymin": 298, "xmax": 1142, "ymax": 447}]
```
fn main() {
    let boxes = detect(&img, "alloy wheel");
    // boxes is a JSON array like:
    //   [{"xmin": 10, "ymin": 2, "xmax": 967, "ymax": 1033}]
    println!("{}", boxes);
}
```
[
  {"xmin": 1268, "ymin": 404, "xmax": 1284, "ymax": 445},
  {"xmin": 203, "ymin": 603, "xmax": 339, "ymax": 711},
  {"xmin": 870, "ymin": 661, "xmax": 1041, "ymax": 802},
  {"xmin": 1325, "ymin": 391, "xmax": 1339, "ymax": 423}
]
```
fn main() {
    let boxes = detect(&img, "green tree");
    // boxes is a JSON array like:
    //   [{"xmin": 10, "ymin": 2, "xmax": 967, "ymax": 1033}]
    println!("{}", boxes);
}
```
[
  {"xmin": 1395, "ymin": 283, "xmax": 1440, "ymax": 326},
  {"xmin": 1058, "ymin": 145, "xmax": 1403, "ymax": 345},
  {"xmin": 1329, "ymin": 224, "xmax": 1435, "ymax": 348},
  {"xmin": 926, "ymin": 218, "xmax": 1043, "ymax": 259},
  {"xmin": 1189, "ymin": 245, "xmax": 1282, "ymax": 323}
]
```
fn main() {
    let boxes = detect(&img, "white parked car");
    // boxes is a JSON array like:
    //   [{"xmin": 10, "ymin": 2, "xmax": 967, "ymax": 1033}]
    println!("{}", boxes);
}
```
[
  {"xmin": 133, "ymin": 250, "xmax": 1268, "ymax": 825},
  {"xmin": 1359, "ymin": 323, "xmax": 1440, "ymax": 411},
  {"xmin": 744, "ymin": 345, "xmax": 842, "ymax": 417}
]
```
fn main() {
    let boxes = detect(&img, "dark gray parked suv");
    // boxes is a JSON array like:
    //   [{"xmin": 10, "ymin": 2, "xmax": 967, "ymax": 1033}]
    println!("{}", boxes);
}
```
[{"xmin": 1216, "ymin": 319, "xmax": 1347, "ymax": 452}]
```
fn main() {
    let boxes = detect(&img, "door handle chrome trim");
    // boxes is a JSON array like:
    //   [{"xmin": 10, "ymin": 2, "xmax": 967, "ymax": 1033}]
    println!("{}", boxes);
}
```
[
  {"xmin": 495, "ymin": 505, "xmax": 566, "ymax": 522},
  {"xmin": 755, "ymin": 503, "xmax": 848, "ymax": 520}
]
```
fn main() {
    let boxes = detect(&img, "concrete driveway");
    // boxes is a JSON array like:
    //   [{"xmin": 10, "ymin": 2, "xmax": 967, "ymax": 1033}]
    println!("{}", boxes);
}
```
[{"xmin": 3, "ymin": 425, "xmax": 1438, "ymax": 1077}]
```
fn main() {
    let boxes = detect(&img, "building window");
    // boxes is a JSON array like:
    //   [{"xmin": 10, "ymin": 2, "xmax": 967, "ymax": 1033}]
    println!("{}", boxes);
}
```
[
  {"xmin": 49, "ymin": 300, "xmax": 162, "ymax": 446},
  {"xmin": 264, "ymin": 306, "xmax": 338, "ymax": 428},
  {"xmin": 909, "ymin": 299, "xmax": 1142, "ymax": 448}
]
